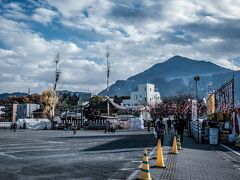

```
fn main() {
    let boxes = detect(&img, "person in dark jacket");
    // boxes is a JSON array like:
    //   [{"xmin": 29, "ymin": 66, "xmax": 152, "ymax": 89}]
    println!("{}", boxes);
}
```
[
  {"xmin": 13, "ymin": 123, "xmax": 17, "ymax": 132},
  {"xmin": 72, "ymin": 124, "xmax": 77, "ymax": 135},
  {"xmin": 155, "ymin": 117, "xmax": 165, "ymax": 145},
  {"xmin": 104, "ymin": 121, "xmax": 110, "ymax": 133},
  {"xmin": 146, "ymin": 120, "xmax": 151, "ymax": 132},
  {"xmin": 178, "ymin": 115, "xmax": 185, "ymax": 143},
  {"xmin": 167, "ymin": 117, "xmax": 172, "ymax": 132}
]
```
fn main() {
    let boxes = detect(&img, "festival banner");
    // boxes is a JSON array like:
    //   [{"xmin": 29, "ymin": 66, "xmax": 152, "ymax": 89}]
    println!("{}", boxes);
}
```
[
  {"xmin": 232, "ymin": 111, "xmax": 240, "ymax": 135},
  {"xmin": 215, "ymin": 78, "xmax": 234, "ymax": 112},
  {"xmin": 207, "ymin": 94, "xmax": 215, "ymax": 115}
]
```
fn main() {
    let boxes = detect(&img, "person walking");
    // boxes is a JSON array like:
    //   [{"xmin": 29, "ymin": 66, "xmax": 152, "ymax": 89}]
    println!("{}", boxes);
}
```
[
  {"xmin": 13, "ymin": 122, "xmax": 17, "ymax": 132},
  {"xmin": 178, "ymin": 115, "xmax": 185, "ymax": 143},
  {"xmin": 44, "ymin": 122, "xmax": 47, "ymax": 130},
  {"xmin": 146, "ymin": 120, "xmax": 151, "ymax": 132},
  {"xmin": 167, "ymin": 117, "xmax": 172, "ymax": 132},
  {"xmin": 65, "ymin": 122, "xmax": 69, "ymax": 132},
  {"xmin": 173, "ymin": 116, "xmax": 178, "ymax": 134},
  {"xmin": 104, "ymin": 121, "xmax": 110, "ymax": 133},
  {"xmin": 72, "ymin": 124, "xmax": 77, "ymax": 135},
  {"xmin": 155, "ymin": 117, "xmax": 165, "ymax": 146}
]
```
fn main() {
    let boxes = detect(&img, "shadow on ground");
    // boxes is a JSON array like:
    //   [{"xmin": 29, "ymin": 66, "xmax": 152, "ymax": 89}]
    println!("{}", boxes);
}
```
[
  {"xmin": 83, "ymin": 134, "xmax": 156, "ymax": 151},
  {"xmin": 180, "ymin": 134, "xmax": 239, "ymax": 155}
]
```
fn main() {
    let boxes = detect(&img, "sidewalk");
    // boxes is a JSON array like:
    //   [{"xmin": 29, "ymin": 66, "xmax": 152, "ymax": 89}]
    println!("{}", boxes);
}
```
[{"xmin": 131, "ymin": 132, "xmax": 240, "ymax": 180}]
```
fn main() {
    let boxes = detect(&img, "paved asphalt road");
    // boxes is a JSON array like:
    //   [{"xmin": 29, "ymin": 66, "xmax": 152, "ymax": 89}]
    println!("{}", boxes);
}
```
[{"xmin": 0, "ymin": 129, "xmax": 155, "ymax": 180}]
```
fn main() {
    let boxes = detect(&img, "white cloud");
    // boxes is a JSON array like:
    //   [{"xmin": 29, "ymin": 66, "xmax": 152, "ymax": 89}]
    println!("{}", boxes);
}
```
[
  {"xmin": 0, "ymin": 17, "xmax": 87, "ymax": 93},
  {"xmin": 0, "ymin": 49, "xmax": 18, "ymax": 57},
  {"xmin": 2, "ymin": 2, "xmax": 29, "ymax": 20},
  {"xmin": 32, "ymin": 8, "xmax": 58, "ymax": 24},
  {"xmin": 1, "ymin": 0, "xmax": 240, "ymax": 94}
]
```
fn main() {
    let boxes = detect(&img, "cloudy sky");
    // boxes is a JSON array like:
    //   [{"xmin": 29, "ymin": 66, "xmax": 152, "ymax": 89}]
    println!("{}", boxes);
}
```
[{"xmin": 0, "ymin": 0, "xmax": 240, "ymax": 94}]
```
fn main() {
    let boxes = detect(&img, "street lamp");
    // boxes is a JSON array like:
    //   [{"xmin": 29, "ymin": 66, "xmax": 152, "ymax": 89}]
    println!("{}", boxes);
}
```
[
  {"xmin": 194, "ymin": 75, "xmax": 200, "ymax": 143},
  {"xmin": 188, "ymin": 98, "xmax": 192, "ymax": 136}
]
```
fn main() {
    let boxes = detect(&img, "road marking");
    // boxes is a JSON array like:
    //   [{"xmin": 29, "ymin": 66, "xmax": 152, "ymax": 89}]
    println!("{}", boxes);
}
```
[
  {"xmin": 220, "ymin": 144, "xmax": 240, "ymax": 157},
  {"xmin": 26, "ymin": 153, "xmax": 77, "ymax": 159},
  {"xmin": 233, "ymin": 165, "xmax": 240, "ymax": 168},
  {"xmin": 0, "ymin": 152, "xmax": 19, "ymax": 159},
  {"xmin": 47, "ymin": 141, "xmax": 64, "ymax": 144},
  {"xmin": 131, "ymin": 160, "xmax": 142, "ymax": 163},
  {"xmin": 126, "ymin": 146, "xmax": 157, "ymax": 180},
  {"xmin": 0, "ymin": 145, "xmax": 50, "ymax": 150},
  {"xmin": 120, "ymin": 168, "xmax": 136, "ymax": 171}
]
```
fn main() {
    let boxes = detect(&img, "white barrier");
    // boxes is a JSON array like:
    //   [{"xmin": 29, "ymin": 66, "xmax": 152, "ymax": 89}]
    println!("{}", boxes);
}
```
[
  {"xmin": 209, "ymin": 128, "xmax": 218, "ymax": 145},
  {"xmin": 0, "ymin": 122, "xmax": 11, "ymax": 129},
  {"xmin": 191, "ymin": 121, "xmax": 202, "ymax": 143}
]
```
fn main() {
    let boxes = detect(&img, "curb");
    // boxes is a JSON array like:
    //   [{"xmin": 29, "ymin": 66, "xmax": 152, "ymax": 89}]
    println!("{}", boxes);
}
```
[{"xmin": 220, "ymin": 143, "xmax": 240, "ymax": 157}]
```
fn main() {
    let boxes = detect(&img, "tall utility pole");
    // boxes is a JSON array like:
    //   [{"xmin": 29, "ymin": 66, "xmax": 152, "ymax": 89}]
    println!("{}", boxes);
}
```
[
  {"xmin": 194, "ymin": 75, "xmax": 200, "ymax": 143},
  {"xmin": 53, "ymin": 53, "xmax": 61, "ymax": 120},
  {"xmin": 106, "ymin": 46, "xmax": 111, "ymax": 118},
  {"xmin": 54, "ymin": 53, "xmax": 61, "ymax": 92}
]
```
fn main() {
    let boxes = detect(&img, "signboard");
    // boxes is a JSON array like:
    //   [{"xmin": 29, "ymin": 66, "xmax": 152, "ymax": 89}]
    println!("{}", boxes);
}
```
[
  {"xmin": 215, "ymin": 78, "xmax": 234, "ymax": 112},
  {"xmin": 207, "ymin": 94, "xmax": 215, "ymax": 115},
  {"xmin": 192, "ymin": 100, "xmax": 197, "ymax": 121}
]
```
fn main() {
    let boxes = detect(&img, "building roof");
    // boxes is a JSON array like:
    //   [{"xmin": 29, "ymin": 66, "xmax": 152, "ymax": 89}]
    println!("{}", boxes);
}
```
[{"xmin": 94, "ymin": 99, "xmax": 126, "ymax": 110}]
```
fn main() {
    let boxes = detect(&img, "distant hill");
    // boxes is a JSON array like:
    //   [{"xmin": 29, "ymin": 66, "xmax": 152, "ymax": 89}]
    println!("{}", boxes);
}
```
[
  {"xmin": 99, "ymin": 55, "xmax": 236, "ymax": 98},
  {"xmin": 57, "ymin": 90, "xmax": 92, "ymax": 102},
  {"xmin": 0, "ymin": 92, "xmax": 28, "ymax": 100},
  {"xmin": 0, "ymin": 90, "xmax": 92, "ymax": 103}
]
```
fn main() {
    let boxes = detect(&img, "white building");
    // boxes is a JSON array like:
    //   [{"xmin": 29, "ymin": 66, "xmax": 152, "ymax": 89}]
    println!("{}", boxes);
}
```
[
  {"xmin": 0, "ymin": 106, "xmax": 4, "ymax": 115},
  {"xmin": 0, "ymin": 103, "xmax": 40, "ymax": 123},
  {"xmin": 122, "ymin": 84, "xmax": 162, "ymax": 122},
  {"xmin": 122, "ymin": 83, "xmax": 162, "ymax": 107},
  {"xmin": 16, "ymin": 104, "xmax": 40, "ymax": 120}
]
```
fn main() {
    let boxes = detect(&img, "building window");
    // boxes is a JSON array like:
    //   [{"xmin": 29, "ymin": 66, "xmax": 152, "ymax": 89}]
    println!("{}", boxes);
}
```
[{"xmin": 134, "ymin": 95, "xmax": 138, "ymax": 100}]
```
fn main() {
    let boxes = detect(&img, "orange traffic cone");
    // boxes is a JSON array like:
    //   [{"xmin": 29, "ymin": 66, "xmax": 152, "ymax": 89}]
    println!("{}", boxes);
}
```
[
  {"xmin": 155, "ymin": 140, "xmax": 166, "ymax": 168},
  {"xmin": 172, "ymin": 136, "xmax": 178, "ymax": 154},
  {"xmin": 140, "ymin": 148, "xmax": 152, "ymax": 180}
]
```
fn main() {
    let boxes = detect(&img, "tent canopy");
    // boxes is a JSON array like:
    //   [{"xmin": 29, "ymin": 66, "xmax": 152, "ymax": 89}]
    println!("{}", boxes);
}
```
[{"xmin": 17, "ymin": 118, "xmax": 51, "ymax": 129}]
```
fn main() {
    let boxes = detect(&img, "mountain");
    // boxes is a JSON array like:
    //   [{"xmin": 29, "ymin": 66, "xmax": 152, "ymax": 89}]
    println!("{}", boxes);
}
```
[
  {"xmin": 129, "ymin": 56, "xmax": 231, "ymax": 81},
  {"xmin": 98, "ymin": 55, "xmax": 236, "ymax": 97},
  {"xmin": 0, "ymin": 92, "xmax": 29, "ymax": 100}
]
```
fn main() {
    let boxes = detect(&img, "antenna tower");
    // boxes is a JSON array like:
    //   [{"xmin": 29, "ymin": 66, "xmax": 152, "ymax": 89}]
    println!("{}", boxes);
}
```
[
  {"xmin": 54, "ymin": 53, "xmax": 61, "ymax": 91},
  {"xmin": 106, "ymin": 46, "xmax": 111, "ymax": 118}
]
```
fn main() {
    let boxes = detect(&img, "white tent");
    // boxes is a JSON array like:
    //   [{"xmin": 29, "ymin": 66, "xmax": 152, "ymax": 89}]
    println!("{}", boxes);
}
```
[
  {"xmin": 128, "ymin": 116, "xmax": 144, "ymax": 129},
  {"xmin": 0, "ymin": 122, "xmax": 11, "ymax": 128},
  {"xmin": 17, "ymin": 118, "xmax": 51, "ymax": 129}
]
